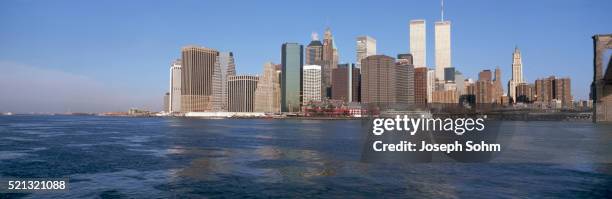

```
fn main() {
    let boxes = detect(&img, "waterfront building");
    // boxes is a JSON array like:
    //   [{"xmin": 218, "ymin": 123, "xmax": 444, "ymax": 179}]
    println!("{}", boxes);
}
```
[
  {"xmin": 212, "ymin": 52, "xmax": 236, "ymax": 111},
  {"xmin": 397, "ymin": 62, "xmax": 415, "ymax": 105},
  {"xmin": 163, "ymin": 92, "xmax": 169, "ymax": 112},
  {"xmin": 254, "ymin": 62, "xmax": 281, "ymax": 113},
  {"xmin": 508, "ymin": 47, "xmax": 525, "ymax": 102},
  {"xmin": 169, "ymin": 59, "xmax": 181, "ymax": 113},
  {"xmin": 361, "ymin": 55, "xmax": 411, "ymax": 104},
  {"xmin": 534, "ymin": 76, "xmax": 572, "ymax": 108},
  {"xmin": 409, "ymin": 19, "xmax": 426, "ymax": 68},
  {"xmin": 181, "ymin": 46, "xmax": 218, "ymax": 112},
  {"xmin": 332, "ymin": 64, "xmax": 361, "ymax": 102},
  {"xmin": 356, "ymin": 36, "xmax": 377, "ymax": 67},
  {"xmin": 281, "ymin": 43, "xmax": 303, "ymax": 112},
  {"xmin": 228, "ymin": 75, "xmax": 259, "ymax": 112},
  {"xmin": 303, "ymin": 65, "xmax": 322, "ymax": 105}
]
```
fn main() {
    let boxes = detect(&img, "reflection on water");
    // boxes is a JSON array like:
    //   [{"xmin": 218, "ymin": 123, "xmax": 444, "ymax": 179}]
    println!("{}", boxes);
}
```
[{"xmin": 0, "ymin": 115, "xmax": 610, "ymax": 198}]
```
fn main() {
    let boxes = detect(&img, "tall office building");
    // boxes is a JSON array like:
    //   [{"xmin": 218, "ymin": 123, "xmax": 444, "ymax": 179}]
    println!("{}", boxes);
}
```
[
  {"xmin": 435, "ymin": 0, "xmax": 451, "ymax": 81},
  {"xmin": 397, "ymin": 62, "xmax": 415, "ymax": 105},
  {"xmin": 414, "ymin": 67, "xmax": 428, "ymax": 104},
  {"xmin": 228, "ymin": 75, "xmax": 259, "ymax": 112},
  {"xmin": 476, "ymin": 70, "xmax": 494, "ymax": 104},
  {"xmin": 427, "ymin": 69, "xmax": 436, "ymax": 102},
  {"xmin": 254, "ymin": 62, "xmax": 281, "ymax": 113},
  {"xmin": 361, "ymin": 55, "xmax": 411, "ymax": 104},
  {"xmin": 302, "ymin": 65, "xmax": 322, "ymax": 105},
  {"xmin": 169, "ymin": 59, "xmax": 182, "ymax": 113},
  {"xmin": 322, "ymin": 28, "xmax": 337, "ymax": 98},
  {"xmin": 492, "ymin": 67, "xmax": 504, "ymax": 103},
  {"xmin": 409, "ymin": 19, "xmax": 426, "ymax": 68},
  {"xmin": 356, "ymin": 36, "xmax": 377, "ymax": 66},
  {"xmin": 508, "ymin": 47, "xmax": 525, "ymax": 102},
  {"xmin": 181, "ymin": 46, "xmax": 219, "ymax": 112},
  {"xmin": 163, "ymin": 92, "xmax": 170, "ymax": 112},
  {"xmin": 332, "ymin": 64, "xmax": 361, "ymax": 102},
  {"xmin": 305, "ymin": 32, "xmax": 324, "ymax": 65},
  {"xmin": 435, "ymin": 20, "xmax": 451, "ymax": 81},
  {"xmin": 212, "ymin": 52, "xmax": 236, "ymax": 111},
  {"xmin": 281, "ymin": 43, "xmax": 303, "ymax": 112}
]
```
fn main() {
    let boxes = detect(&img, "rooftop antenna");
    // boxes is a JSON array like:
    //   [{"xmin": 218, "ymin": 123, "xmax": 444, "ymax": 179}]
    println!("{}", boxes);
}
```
[{"xmin": 441, "ymin": 0, "xmax": 445, "ymax": 21}]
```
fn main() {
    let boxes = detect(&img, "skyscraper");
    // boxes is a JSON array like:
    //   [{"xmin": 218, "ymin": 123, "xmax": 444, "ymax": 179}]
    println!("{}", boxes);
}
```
[
  {"xmin": 361, "ymin": 55, "xmax": 411, "ymax": 104},
  {"xmin": 181, "ymin": 46, "xmax": 218, "ymax": 112},
  {"xmin": 414, "ymin": 67, "xmax": 428, "ymax": 104},
  {"xmin": 435, "ymin": 20, "xmax": 451, "ymax": 81},
  {"xmin": 163, "ymin": 92, "xmax": 170, "ymax": 112},
  {"xmin": 332, "ymin": 64, "xmax": 360, "ymax": 102},
  {"xmin": 254, "ymin": 62, "xmax": 281, "ymax": 113},
  {"xmin": 427, "ymin": 69, "xmax": 435, "ymax": 102},
  {"xmin": 409, "ymin": 19, "xmax": 426, "ymax": 68},
  {"xmin": 169, "ymin": 59, "xmax": 181, "ymax": 113},
  {"xmin": 493, "ymin": 67, "xmax": 504, "ymax": 103},
  {"xmin": 228, "ymin": 75, "xmax": 259, "ymax": 112},
  {"xmin": 397, "ymin": 62, "xmax": 415, "ymax": 105},
  {"xmin": 281, "ymin": 43, "xmax": 303, "ymax": 112},
  {"xmin": 212, "ymin": 52, "xmax": 236, "ymax": 111},
  {"xmin": 302, "ymin": 65, "xmax": 322, "ymax": 105},
  {"xmin": 305, "ymin": 32, "xmax": 323, "ymax": 65},
  {"xmin": 434, "ymin": 0, "xmax": 451, "ymax": 81},
  {"xmin": 322, "ymin": 28, "xmax": 337, "ymax": 98},
  {"xmin": 508, "ymin": 47, "xmax": 525, "ymax": 102},
  {"xmin": 356, "ymin": 36, "xmax": 377, "ymax": 66}
]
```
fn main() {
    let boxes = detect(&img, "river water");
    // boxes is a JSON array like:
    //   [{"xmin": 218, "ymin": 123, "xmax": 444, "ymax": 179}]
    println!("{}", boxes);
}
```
[{"xmin": 0, "ymin": 115, "xmax": 611, "ymax": 198}]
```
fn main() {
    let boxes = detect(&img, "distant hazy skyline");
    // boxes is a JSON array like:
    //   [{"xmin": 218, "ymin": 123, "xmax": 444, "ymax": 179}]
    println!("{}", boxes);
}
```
[{"xmin": 0, "ymin": 0, "xmax": 610, "ymax": 113}]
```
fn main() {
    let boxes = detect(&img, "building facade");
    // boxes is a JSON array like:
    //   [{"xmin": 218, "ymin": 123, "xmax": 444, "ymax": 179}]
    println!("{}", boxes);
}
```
[
  {"xmin": 356, "ymin": 36, "xmax": 377, "ymax": 66},
  {"xmin": 169, "ymin": 59, "xmax": 181, "ymax": 113},
  {"xmin": 434, "ymin": 20, "xmax": 451, "ymax": 81},
  {"xmin": 508, "ymin": 47, "xmax": 525, "ymax": 102},
  {"xmin": 212, "ymin": 52, "xmax": 236, "ymax": 111},
  {"xmin": 254, "ymin": 62, "xmax": 281, "ymax": 113},
  {"xmin": 361, "ymin": 55, "xmax": 411, "ymax": 104},
  {"xmin": 332, "ymin": 64, "xmax": 361, "ymax": 102},
  {"xmin": 535, "ymin": 76, "xmax": 572, "ymax": 108},
  {"xmin": 281, "ymin": 43, "xmax": 303, "ymax": 112},
  {"xmin": 302, "ymin": 65, "xmax": 322, "ymax": 105},
  {"xmin": 228, "ymin": 75, "xmax": 259, "ymax": 112},
  {"xmin": 409, "ymin": 19, "xmax": 426, "ymax": 68},
  {"xmin": 414, "ymin": 67, "xmax": 428, "ymax": 104},
  {"xmin": 181, "ymin": 46, "xmax": 219, "ymax": 112},
  {"xmin": 322, "ymin": 28, "xmax": 338, "ymax": 99},
  {"xmin": 305, "ymin": 33, "xmax": 323, "ymax": 65}
]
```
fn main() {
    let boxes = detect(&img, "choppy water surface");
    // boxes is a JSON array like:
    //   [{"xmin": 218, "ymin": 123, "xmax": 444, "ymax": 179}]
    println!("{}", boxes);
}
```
[{"xmin": 0, "ymin": 115, "xmax": 611, "ymax": 198}]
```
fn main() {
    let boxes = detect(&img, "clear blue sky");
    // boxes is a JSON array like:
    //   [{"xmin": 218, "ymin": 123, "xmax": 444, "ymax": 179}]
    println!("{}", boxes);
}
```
[{"xmin": 0, "ymin": 0, "xmax": 610, "ymax": 113}]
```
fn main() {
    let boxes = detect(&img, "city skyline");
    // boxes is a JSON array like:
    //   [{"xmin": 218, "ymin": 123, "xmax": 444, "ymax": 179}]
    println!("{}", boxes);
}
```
[{"xmin": 0, "ymin": 0, "xmax": 610, "ymax": 112}]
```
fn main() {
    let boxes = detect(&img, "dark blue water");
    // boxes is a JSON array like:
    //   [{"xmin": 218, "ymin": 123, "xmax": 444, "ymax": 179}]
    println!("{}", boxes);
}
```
[{"xmin": 0, "ymin": 115, "xmax": 611, "ymax": 198}]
